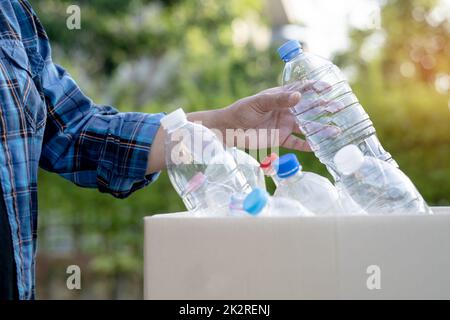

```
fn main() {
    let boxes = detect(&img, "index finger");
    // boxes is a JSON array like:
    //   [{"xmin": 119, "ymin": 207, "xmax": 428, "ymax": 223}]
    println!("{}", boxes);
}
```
[{"xmin": 254, "ymin": 90, "xmax": 301, "ymax": 112}]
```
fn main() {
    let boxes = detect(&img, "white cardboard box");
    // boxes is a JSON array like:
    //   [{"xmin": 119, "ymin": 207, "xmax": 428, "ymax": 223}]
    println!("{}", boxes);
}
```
[{"xmin": 144, "ymin": 207, "xmax": 450, "ymax": 299}]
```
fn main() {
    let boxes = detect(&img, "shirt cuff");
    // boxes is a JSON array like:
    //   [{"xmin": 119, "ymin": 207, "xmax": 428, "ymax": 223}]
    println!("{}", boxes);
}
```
[{"xmin": 97, "ymin": 112, "xmax": 165, "ymax": 198}]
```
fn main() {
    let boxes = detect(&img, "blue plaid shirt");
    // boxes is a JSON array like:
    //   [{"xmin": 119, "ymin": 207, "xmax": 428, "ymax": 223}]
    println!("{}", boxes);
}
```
[{"xmin": 0, "ymin": 0, "xmax": 163, "ymax": 299}]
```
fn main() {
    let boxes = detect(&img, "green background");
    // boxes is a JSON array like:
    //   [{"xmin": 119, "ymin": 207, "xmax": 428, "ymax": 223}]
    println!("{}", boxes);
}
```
[{"xmin": 31, "ymin": 0, "xmax": 449, "ymax": 298}]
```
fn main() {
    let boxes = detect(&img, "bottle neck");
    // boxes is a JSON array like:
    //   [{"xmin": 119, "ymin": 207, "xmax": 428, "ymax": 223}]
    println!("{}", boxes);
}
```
[
  {"xmin": 262, "ymin": 167, "xmax": 276, "ymax": 177},
  {"xmin": 164, "ymin": 121, "xmax": 187, "ymax": 134},
  {"xmin": 279, "ymin": 170, "xmax": 303, "ymax": 183},
  {"xmin": 283, "ymin": 49, "xmax": 303, "ymax": 63}
]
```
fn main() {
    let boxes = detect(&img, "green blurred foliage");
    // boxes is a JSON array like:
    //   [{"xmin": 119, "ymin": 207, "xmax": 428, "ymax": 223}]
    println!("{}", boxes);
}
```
[
  {"xmin": 335, "ymin": 0, "xmax": 450, "ymax": 204},
  {"xmin": 32, "ymin": 0, "xmax": 449, "ymax": 299}
]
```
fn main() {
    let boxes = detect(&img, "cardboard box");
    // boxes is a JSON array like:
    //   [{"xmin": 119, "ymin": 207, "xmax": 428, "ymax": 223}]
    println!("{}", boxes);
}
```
[{"xmin": 144, "ymin": 207, "xmax": 450, "ymax": 299}]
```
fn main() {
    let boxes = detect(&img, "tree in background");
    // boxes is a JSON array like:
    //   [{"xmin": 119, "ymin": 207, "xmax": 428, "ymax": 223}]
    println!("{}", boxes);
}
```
[
  {"xmin": 335, "ymin": 0, "xmax": 450, "ymax": 204},
  {"xmin": 32, "ymin": 0, "xmax": 449, "ymax": 299},
  {"xmin": 33, "ymin": 0, "xmax": 281, "ymax": 299}
]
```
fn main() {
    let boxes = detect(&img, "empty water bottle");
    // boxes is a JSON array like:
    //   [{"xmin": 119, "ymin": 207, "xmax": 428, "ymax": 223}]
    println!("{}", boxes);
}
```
[
  {"xmin": 335, "ymin": 183, "xmax": 367, "ymax": 215},
  {"xmin": 160, "ymin": 108, "xmax": 250, "ymax": 213},
  {"xmin": 184, "ymin": 172, "xmax": 238, "ymax": 216},
  {"xmin": 277, "ymin": 40, "xmax": 397, "ymax": 179},
  {"xmin": 334, "ymin": 145, "xmax": 432, "ymax": 215},
  {"xmin": 228, "ymin": 147, "xmax": 266, "ymax": 190},
  {"xmin": 243, "ymin": 188, "xmax": 313, "ymax": 217},
  {"xmin": 260, "ymin": 153, "xmax": 280, "ymax": 187},
  {"xmin": 273, "ymin": 153, "xmax": 343, "ymax": 215},
  {"xmin": 228, "ymin": 192, "xmax": 248, "ymax": 217}
]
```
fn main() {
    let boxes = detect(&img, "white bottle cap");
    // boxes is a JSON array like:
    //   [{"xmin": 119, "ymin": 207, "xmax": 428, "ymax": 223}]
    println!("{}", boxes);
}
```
[
  {"xmin": 160, "ymin": 108, "xmax": 187, "ymax": 131},
  {"xmin": 334, "ymin": 145, "xmax": 364, "ymax": 175}
]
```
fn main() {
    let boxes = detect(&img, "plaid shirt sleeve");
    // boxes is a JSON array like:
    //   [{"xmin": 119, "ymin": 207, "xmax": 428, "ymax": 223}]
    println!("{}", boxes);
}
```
[
  {"xmin": 0, "ymin": 0, "xmax": 168, "ymax": 299},
  {"xmin": 39, "ymin": 61, "xmax": 165, "ymax": 198}
]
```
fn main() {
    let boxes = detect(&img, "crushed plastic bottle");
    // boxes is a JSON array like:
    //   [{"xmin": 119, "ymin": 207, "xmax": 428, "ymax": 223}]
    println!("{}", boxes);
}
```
[
  {"xmin": 160, "ymin": 108, "xmax": 250, "ymax": 213},
  {"xmin": 334, "ymin": 145, "xmax": 432, "ymax": 215},
  {"xmin": 228, "ymin": 147, "xmax": 266, "ymax": 190},
  {"xmin": 243, "ymin": 188, "xmax": 313, "ymax": 217},
  {"xmin": 273, "ymin": 153, "xmax": 343, "ymax": 215},
  {"xmin": 278, "ymin": 40, "xmax": 397, "ymax": 179}
]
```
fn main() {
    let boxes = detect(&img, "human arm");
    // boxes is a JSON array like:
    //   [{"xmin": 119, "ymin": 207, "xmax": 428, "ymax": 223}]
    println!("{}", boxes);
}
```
[{"xmin": 146, "ymin": 87, "xmax": 308, "ymax": 173}]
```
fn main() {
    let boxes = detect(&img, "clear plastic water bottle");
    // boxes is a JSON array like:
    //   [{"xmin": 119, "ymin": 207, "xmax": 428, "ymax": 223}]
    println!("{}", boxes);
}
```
[
  {"xmin": 227, "ymin": 147, "xmax": 266, "ymax": 190},
  {"xmin": 277, "ymin": 40, "xmax": 397, "ymax": 179},
  {"xmin": 273, "ymin": 153, "xmax": 343, "ymax": 215},
  {"xmin": 243, "ymin": 188, "xmax": 313, "ymax": 217},
  {"xmin": 260, "ymin": 153, "xmax": 280, "ymax": 187},
  {"xmin": 228, "ymin": 192, "xmax": 248, "ymax": 217},
  {"xmin": 184, "ymin": 172, "xmax": 238, "ymax": 216},
  {"xmin": 160, "ymin": 108, "xmax": 251, "ymax": 213},
  {"xmin": 335, "ymin": 183, "xmax": 367, "ymax": 215},
  {"xmin": 333, "ymin": 145, "xmax": 432, "ymax": 215}
]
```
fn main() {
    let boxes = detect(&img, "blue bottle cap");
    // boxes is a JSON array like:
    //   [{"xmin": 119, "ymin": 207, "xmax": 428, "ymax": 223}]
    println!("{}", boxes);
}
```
[
  {"xmin": 243, "ymin": 188, "xmax": 269, "ymax": 216},
  {"xmin": 277, "ymin": 40, "xmax": 303, "ymax": 62},
  {"xmin": 276, "ymin": 153, "xmax": 302, "ymax": 179}
]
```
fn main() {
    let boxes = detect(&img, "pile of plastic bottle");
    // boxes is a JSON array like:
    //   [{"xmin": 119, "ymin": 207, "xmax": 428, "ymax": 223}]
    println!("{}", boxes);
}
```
[{"xmin": 159, "ymin": 40, "xmax": 432, "ymax": 217}]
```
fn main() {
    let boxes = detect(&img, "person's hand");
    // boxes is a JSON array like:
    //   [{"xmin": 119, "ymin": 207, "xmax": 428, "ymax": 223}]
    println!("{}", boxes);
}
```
[
  {"xmin": 147, "ymin": 83, "xmax": 341, "ymax": 173},
  {"xmin": 217, "ymin": 85, "xmax": 312, "ymax": 152}
]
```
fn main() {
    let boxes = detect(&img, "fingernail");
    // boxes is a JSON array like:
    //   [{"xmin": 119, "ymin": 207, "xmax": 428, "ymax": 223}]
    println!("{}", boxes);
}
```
[
  {"xmin": 289, "ymin": 92, "xmax": 301, "ymax": 104},
  {"xmin": 313, "ymin": 81, "xmax": 332, "ymax": 92}
]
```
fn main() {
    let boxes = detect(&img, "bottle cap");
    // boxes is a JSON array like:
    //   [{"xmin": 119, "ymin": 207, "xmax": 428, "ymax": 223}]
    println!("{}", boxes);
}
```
[
  {"xmin": 276, "ymin": 153, "xmax": 302, "ymax": 179},
  {"xmin": 277, "ymin": 40, "xmax": 303, "ymax": 62},
  {"xmin": 260, "ymin": 153, "xmax": 279, "ymax": 169},
  {"xmin": 160, "ymin": 108, "xmax": 187, "ymax": 131},
  {"xmin": 334, "ymin": 145, "xmax": 365, "ymax": 175},
  {"xmin": 243, "ymin": 188, "xmax": 269, "ymax": 216}
]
